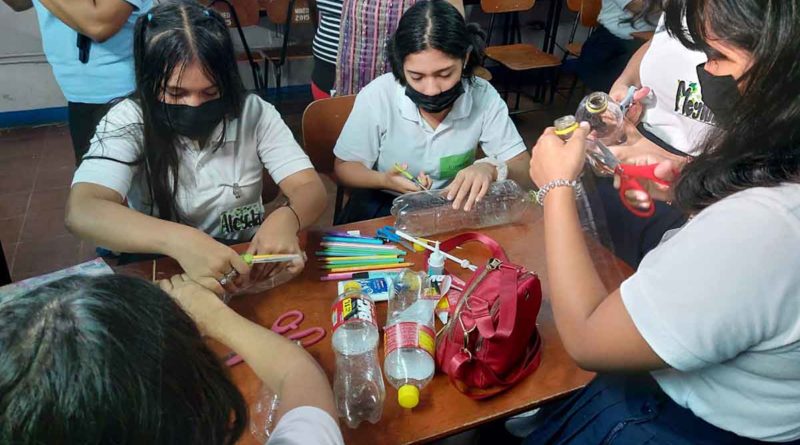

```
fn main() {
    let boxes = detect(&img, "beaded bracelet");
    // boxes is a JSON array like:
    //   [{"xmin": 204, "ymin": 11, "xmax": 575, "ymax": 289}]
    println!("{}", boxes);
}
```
[{"xmin": 535, "ymin": 179, "xmax": 581, "ymax": 206}]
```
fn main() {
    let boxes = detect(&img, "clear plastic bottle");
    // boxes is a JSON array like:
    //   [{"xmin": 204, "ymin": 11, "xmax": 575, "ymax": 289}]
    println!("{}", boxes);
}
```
[
  {"xmin": 331, "ymin": 281, "xmax": 385, "ymax": 428},
  {"xmin": 391, "ymin": 179, "xmax": 534, "ymax": 236},
  {"xmin": 575, "ymin": 92, "xmax": 625, "ymax": 176},
  {"xmin": 383, "ymin": 270, "xmax": 437, "ymax": 409}
]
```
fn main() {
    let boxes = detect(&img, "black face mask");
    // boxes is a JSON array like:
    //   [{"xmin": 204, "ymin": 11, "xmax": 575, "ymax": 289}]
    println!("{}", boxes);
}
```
[
  {"xmin": 153, "ymin": 98, "xmax": 227, "ymax": 141},
  {"xmin": 696, "ymin": 63, "xmax": 741, "ymax": 126},
  {"xmin": 405, "ymin": 81, "xmax": 465, "ymax": 113}
]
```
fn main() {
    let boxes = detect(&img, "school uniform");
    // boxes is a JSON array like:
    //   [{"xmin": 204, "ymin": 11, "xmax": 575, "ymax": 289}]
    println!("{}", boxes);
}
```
[
  {"xmin": 333, "ymin": 73, "xmax": 525, "ymax": 223},
  {"xmin": 267, "ymin": 407, "xmax": 344, "ymax": 445},
  {"xmin": 32, "ymin": 0, "xmax": 152, "ymax": 165},
  {"xmin": 527, "ymin": 184, "xmax": 800, "ymax": 444},
  {"xmin": 72, "ymin": 94, "xmax": 314, "ymax": 242}
]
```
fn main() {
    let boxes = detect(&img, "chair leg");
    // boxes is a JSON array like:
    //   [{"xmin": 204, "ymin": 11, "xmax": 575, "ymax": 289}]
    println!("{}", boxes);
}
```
[
  {"xmin": 333, "ymin": 186, "xmax": 345, "ymax": 224},
  {"xmin": 211, "ymin": 0, "xmax": 262, "ymax": 90},
  {"xmin": 0, "ymin": 241, "xmax": 11, "ymax": 285}
]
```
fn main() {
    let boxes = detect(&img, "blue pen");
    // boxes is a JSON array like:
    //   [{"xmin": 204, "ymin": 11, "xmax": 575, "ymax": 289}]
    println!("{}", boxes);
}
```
[{"xmin": 322, "ymin": 236, "xmax": 385, "ymax": 245}]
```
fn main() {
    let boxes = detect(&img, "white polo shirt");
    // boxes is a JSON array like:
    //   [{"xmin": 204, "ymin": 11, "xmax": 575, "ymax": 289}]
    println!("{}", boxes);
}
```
[
  {"xmin": 334, "ymin": 73, "xmax": 526, "ymax": 190},
  {"xmin": 621, "ymin": 183, "xmax": 800, "ymax": 442},
  {"xmin": 72, "ymin": 94, "xmax": 314, "ymax": 241},
  {"xmin": 639, "ymin": 16, "xmax": 713, "ymax": 155},
  {"xmin": 267, "ymin": 407, "xmax": 344, "ymax": 445}
]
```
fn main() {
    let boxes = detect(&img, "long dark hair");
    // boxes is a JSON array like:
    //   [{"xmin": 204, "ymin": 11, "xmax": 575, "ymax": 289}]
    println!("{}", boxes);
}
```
[
  {"xmin": 0, "ymin": 275, "xmax": 248, "ymax": 444},
  {"xmin": 89, "ymin": 1, "xmax": 247, "ymax": 222},
  {"xmin": 388, "ymin": 0, "xmax": 486, "ymax": 85},
  {"xmin": 663, "ymin": 0, "xmax": 800, "ymax": 212}
]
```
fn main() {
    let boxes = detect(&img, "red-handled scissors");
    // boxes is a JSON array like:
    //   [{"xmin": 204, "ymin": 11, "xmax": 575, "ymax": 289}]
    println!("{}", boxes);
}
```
[
  {"xmin": 271, "ymin": 310, "xmax": 327, "ymax": 347},
  {"xmin": 594, "ymin": 140, "xmax": 673, "ymax": 218}
]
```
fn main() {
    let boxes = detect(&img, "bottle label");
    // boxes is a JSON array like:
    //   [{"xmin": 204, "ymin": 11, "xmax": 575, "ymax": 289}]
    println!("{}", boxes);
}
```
[
  {"xmin": 384, "ymin": 322, "xmax": 435, "ymax": 357},
  {"xmin": 331, "ymin": 297, "xmax": 377, "ymax": 332}
]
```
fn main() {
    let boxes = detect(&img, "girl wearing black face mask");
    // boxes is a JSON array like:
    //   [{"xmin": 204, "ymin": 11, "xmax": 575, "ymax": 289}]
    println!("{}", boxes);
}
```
[
  {"xmin": 526, "ymin": 0, "xmax": 800, "ymax": 443},
  {"xmin": 66, "ymin": 1, "xmax": 327, "ymax": 295},
  {"xmin": 332, "ymin": 0, "xmax": 532, "ymax": 224}
]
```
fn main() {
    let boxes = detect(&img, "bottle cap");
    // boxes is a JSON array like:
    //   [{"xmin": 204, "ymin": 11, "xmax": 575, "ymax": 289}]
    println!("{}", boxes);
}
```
[
  {"xmin": 553, "ymin": 115, "xmax": 578, "ymax": 140},
  {"xmin": 398, "ymin": 384, "xmax": 420, "ymax": 409},
  {"xmin": 585, "ymin": 92, "xmax": 609, "ymax": 114},
  {"xmin": 428, "ymin": 241, "xmax": 445, "ymax": 268},
  {"xmin": 343, "ymin": 281, "xmax": 363, "ymax": 293}
]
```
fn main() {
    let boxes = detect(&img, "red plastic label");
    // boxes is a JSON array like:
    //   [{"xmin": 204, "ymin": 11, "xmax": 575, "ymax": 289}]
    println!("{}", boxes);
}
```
[
  {"xmin": 384, "ymin": 322, "xmax": 435, "ymax": 357},
  {"xmin": 331, "ymin": 297, "xmax": 377, "ymax": 332}
]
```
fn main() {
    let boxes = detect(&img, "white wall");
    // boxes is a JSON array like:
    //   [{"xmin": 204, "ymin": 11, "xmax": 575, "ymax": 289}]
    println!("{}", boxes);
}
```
[{"xmin": 0, "ymin": 5, "xmax": 66, "ymax": 112}]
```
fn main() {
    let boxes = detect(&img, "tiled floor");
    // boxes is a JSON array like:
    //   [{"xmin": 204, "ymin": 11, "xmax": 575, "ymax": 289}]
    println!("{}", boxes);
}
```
[{"xmin": 0, "ymin": 80, "xmax": 576, "ymax": 282}]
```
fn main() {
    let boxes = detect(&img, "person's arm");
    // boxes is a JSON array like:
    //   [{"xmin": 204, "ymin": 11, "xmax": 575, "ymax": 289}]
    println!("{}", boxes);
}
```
[
  {"xmin": 37, "ymin": 0, "xmax": 134, "ymax": 42},
  {"xmin": 333, "ymin": 158, "xmax": 423, "ymax": 194},
  {"xmin": 160, "ymin": 275, "xmax": 337, "ymax": 422},
  {"xmin": 66, "ymin": 183, "xmax": 250, "ymax": 293},
  {"xmin": 2, "ymin": 0, "xmax": 32, "ymax": 12},
  {"xmin": 529, "ymin": 124, "xmax": 667, "ymax": 371},
  {"xmin": 623, "ymin": 0, "xmax": 644, "ymax": 13},
  {"xmin": 247, "ymin": 169, "xmax": 327, "ymax": 280},
  {"xmin": 507, "ymin": 151, "xmax": 531, "ymax": 186},
  {"xmin": 609, "ymin": 39, "xmax": 650, "ymax": 100}
]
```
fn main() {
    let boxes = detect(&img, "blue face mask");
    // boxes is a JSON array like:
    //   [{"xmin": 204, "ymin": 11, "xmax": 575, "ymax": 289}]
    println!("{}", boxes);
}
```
[{"xmin": 153, "ymin": 98, "xmax": 227, "ymax": 140}]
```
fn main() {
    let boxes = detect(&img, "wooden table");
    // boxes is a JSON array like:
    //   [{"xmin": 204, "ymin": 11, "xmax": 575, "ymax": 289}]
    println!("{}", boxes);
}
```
[{"xmin": 119, "ymin": 209, "xmax": 632, "ymax": 444}]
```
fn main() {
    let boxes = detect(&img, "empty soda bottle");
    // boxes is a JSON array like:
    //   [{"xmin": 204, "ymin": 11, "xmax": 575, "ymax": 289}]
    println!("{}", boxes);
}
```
[
  {"xmin": 383, "ymin": 270, "xmax": 437, "ymax": 409},
  {"xmin": 331, "ymin": 281, "xmax": 385, "ymax": 428},
  {"xmin": 391, "ymin": 179, "xmax": 534, "ymax": 236},
  {"xmin": 574, "ymin": 92, "xmax": 625, "ymax": 176}
]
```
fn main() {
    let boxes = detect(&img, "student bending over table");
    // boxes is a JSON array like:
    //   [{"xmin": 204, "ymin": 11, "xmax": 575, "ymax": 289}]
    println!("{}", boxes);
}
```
[
  {"xmin": 65, "ymin": 1, "xmax": 327, "ymax": 295},
  {"xmin": 527, "ymin": 0, "xmax": 800, "ymax": 442},
  {"xmin": 0, "ymin": 274, "xmax": 344, "ymax": 445},
  {"xmin": 333, "ymin": 0, "xmax": 531, "ymax": 224}
]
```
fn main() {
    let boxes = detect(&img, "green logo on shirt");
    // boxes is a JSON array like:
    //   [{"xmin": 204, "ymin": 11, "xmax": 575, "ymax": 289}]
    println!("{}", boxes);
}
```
[
  {"xmin": 439, "ymin": 150, "xmax": 476, "ymax": 179},
  {"xmin": 220, "ymin": 202, "xmax": 264, "ymax": 234}
]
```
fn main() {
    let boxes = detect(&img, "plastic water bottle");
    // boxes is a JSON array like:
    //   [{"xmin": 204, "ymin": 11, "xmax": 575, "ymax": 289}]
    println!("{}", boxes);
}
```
[
  {"xmin": 575, "ymin": 91, "xmax": 625, "ymax": 146},
  {"xmin": 331, "ymin": 281, "xmax": 385, "ymax": 428},
  {"xmin": 391, "ymin": 179, "xmax": 534, "ymax": 236},
  {"xmin": 383, "ymin": 270, "xmax": 437, "ymax": 409}
]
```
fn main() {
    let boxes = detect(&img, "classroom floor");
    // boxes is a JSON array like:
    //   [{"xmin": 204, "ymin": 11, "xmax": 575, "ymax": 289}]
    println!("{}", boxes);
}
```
[{"xmin": 0, "ymin": 81, "xmax": 577, "ymax": 282}]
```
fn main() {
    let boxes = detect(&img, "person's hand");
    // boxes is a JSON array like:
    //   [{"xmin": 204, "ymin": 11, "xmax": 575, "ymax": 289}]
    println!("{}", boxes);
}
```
[
  {"xmin": 609, "ymin": 83, "xmax": 649, "ymax": 125},
  {"xmin": 382, "ymin": 163, "xmax": 429, "ymax": 194},
  {"xmin": 529, "ymin": 122, "xmax": 591, "ymax": 188},
  {"xmin": 247, "ymin": 206, "xmax": 306, "ymax": 282},
  {"xmin": 443, "ymin": 162, "xmax": 495, "ymax": 211},
  {"xmin": 612, "ymin": 154, "xmax": 687, "ymax": 209},
  {"xmin": 159, "ymin": 273, "xmax": 230, "ymax": 336},
  {"xmin": 171, "ymin": 229, "xmax": 251, "ymax": 296}
]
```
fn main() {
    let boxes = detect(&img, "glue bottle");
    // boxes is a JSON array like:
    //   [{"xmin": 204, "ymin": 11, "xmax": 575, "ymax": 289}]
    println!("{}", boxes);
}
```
[{"xmin": 427, "ymin": 242, "xmax": 445, "ymax": 276}]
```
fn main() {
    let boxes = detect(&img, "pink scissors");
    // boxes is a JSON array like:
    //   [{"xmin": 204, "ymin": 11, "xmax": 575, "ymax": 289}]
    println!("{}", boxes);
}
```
[
  {"xmin": 271, "ymin": 309, "xmax": 327, "ymax": 347},
  {"xmin": 223, "ymin": 310, "xmax": 326, "ymax": 367},
  {"xmin": 595, "ymin": 140, "xmax": 673, "ymax": 218}
]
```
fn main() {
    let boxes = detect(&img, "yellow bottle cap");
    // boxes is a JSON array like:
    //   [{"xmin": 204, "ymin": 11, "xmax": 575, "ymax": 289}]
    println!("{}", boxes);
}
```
[
  {"xmin": 398, "ymin": 384, "xmax": 420, "ymax": 409},
  {"xmin": 343, "ymin": 281, "xmax": 362, "ymax": 293}
]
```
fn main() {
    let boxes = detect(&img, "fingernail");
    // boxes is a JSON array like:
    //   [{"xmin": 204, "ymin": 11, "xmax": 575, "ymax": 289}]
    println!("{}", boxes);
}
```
[{"xmin": 579, "ymin": 122, "xmax": 590, "ymax": 130}]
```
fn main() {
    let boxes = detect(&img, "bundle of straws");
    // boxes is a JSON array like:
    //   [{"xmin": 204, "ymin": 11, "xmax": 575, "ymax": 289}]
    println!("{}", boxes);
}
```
[{"xmin": 316, "ymin": 231, "xmax": 413, "ymax": 280}]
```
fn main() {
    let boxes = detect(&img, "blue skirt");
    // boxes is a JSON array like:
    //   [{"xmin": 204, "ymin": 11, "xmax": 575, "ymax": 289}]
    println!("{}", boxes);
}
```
[{"xmin": 524, "ymin": 373, "xmax": 783, "ymax": 445}]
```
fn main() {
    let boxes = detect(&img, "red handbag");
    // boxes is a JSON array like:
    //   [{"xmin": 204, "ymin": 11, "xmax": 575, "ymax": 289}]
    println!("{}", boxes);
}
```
[{"xmin": 432, "ymin": 233, "xmax": 543, "ymax": 399}]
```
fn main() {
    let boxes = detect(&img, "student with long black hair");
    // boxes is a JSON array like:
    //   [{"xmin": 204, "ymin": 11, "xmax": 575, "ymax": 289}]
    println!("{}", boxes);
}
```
[
  {"xmin": 333, "ymin": 0, "xmax": 530, "ymax": 223},
  {"xmin": 0, "ymin": 274, "xmax": 343, "ymax": 444},
  {"xmin": 65, "ymin": 1, "xmax": 327, "ymax": 294},
  {"xmin": 526, "ymin": 0, "xmax": 800, "ymax": 442}
]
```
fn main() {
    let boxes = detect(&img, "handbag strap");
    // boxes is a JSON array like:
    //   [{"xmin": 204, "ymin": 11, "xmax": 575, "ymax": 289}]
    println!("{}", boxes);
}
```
[
  {"xmin": 426, "ymin": 232, "xmax": 509, "ymax": 263},
  {"xmin": 470, "ymin": 264, "xmax": 520, "ymax": 340},
  {"xmin": 447, "ymin": 330, "xmax": 543, "ymax": 400}
]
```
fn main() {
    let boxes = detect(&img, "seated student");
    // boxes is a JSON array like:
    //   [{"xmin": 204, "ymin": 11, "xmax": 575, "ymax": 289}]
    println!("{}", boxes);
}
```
[
  {"xmin": 527, "ymin": 0, "xmax": 800, "ymax": 442},
  {"xmin": 65, "ymin": 1, "xmax": 327, "ymax": 294},
  {"xmin": 0, "ymin": 274, "xmax": 344, "ymax": 445},
  {"xmin": 333, "ymin": 0, "xmax": 530, "ymax": 224},
  {"xmin": 576, "ymin": 0, "xmax": 660, "ymax": 92}
]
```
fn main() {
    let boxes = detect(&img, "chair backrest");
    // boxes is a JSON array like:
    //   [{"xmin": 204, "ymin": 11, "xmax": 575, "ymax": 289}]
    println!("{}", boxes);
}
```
[
  {"xmin": 207, "ymin": 0, "xmax": 261, "ymax": 27},
  {"xmin": 566, "ymin": 0, "xmax": 581, "ymax": 12},
  {"xmin": 301, "ymin": 95, "xmax": 356, "ymax": 174},
  {"xmin": 261, "ymin": 0, "xmax": 313, "ymax": 25},
  {"xmin": 480, "ymin": 0, "xmax": 535, "ymax": 14},
  {"xmin": 579, "ymin": 0, "xmax": 601, "ymax": 28}
]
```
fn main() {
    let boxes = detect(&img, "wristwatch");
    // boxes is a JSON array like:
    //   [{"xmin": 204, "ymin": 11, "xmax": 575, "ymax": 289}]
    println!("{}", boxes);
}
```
[{"xmin": 474, "ymin": 157, "xmax": 508, "ymax": 181}]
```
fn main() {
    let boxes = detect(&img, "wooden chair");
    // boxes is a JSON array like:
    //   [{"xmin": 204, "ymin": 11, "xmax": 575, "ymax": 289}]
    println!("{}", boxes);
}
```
[
  {"xmin": 207, "ymin": 0, "xmax": 265, "ymax": 91},
  {"xmin": 481, "ymin": 0, "xmax": 562, "ymax": 112},
  {"xmin": 557, "ymin": 0, "xmax": 601, "ymax": 102},
  {"xmin": 301, "ymin": 95, "xmax": 356, "ymax": 223},
  {"xmin": 260, "ymin": 0, "xmax": 316, "ymax": 105}
]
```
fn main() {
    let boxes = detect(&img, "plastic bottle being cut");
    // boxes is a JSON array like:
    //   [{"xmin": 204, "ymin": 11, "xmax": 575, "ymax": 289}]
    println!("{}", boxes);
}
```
[
  {"xmin": 383, "ymin": 270, "xmax": 437, "ymax": 409},
  {"xmin": 575, "ymin": 92, "xmax": 625, "ymax": 176},
  {"xmin": 391, "ymin": 179, "xmax": 534, "ymax": 237},
  {"xmin": 331, "ymin": 281, "xmax": 385, "ymax": 428}
]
